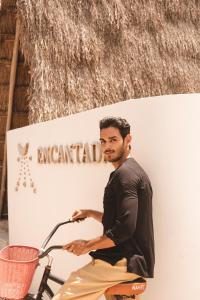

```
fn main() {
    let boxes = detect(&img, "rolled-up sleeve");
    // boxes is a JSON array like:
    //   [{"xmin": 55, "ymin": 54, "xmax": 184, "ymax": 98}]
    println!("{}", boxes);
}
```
[{"xmin": 105, "ymin": 176, "xmax": 139, "ymax": 245}]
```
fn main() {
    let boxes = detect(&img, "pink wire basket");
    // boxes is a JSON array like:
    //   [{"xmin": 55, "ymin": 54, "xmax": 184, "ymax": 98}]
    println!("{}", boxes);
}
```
[{"xmin": 0, "ymin": 245, "xmax": 39, "ymax": 299}]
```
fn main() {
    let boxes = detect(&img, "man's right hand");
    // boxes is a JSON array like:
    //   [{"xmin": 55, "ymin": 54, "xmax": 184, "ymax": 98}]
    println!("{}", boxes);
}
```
[
  {"xmin": 71, "ymin": 209, "xmax": 103, "ymax": 223},
  {"xmin": 71, "ymin": 209, "xmax": 90, "ymax": 222}
]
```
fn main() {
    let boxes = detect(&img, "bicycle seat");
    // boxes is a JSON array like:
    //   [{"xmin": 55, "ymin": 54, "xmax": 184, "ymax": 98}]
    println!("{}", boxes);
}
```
[{"xmin": 105, "ymin": 277, "xmax": 147, "ymax": 296}]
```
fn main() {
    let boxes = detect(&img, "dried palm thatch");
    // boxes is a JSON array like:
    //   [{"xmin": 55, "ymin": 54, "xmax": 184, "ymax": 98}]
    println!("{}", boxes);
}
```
[
  {"xmin": 11, "ymin": 113, "xmax": 29, "ymax": 129},
  {"xmin": 15, "ymin": 63, "xmax": 30, "ymax": 86},
  {"xmin": 14, "ymin": 86, "xmax": 28, "ymax": 112},
  {"xmin": 17, "ymin": 0, "xmax": 200, "ymax": 124}
]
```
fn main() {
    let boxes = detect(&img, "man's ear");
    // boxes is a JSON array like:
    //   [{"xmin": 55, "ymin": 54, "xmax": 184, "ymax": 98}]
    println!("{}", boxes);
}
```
[{"xmin": 125, "ymin": 134, "xmax": 132, "ymax": 145}]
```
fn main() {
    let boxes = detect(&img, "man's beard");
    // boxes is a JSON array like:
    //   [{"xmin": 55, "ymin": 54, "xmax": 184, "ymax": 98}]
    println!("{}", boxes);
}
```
[{"xmin": 105, "ymin": 146, "xmax": 125, "ymax": 163}]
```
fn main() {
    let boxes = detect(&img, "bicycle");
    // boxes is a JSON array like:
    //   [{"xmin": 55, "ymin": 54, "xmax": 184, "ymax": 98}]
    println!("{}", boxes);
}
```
[{"xmin": 0, "ymin": 219, "xmax": 147, "ymax": 300}]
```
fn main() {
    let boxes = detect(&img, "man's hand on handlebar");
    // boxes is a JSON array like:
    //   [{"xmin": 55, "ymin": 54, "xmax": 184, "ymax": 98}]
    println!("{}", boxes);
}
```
[
  {"xmin": 71, "ymin": 209, "xmax": 89, "ymax": 222},
  {"xmin": 71, "ymin": 209, "xmax": 103, "ymax": 223},
  {"xmin": 63, "ymin": 239, "xmax": 90, "ymax": 256}
]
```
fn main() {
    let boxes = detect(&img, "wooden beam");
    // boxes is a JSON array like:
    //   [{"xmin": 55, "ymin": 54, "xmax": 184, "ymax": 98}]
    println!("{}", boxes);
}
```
[{"xmin": 0, "ymin": 20, "xmax": 19, "ymax": 217}]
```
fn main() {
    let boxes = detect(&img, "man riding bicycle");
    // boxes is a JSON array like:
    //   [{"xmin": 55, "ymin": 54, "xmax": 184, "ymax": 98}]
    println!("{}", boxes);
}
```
[{"xmin": 52, "ymin": 116, "xmax": 155, "ymax": 300}]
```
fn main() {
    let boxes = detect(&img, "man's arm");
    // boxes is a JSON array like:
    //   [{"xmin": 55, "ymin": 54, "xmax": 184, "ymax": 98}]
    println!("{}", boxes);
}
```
[
  {"xmin": 86, "ymin": 234, "xmax": 115, "ymax": 250},
  {"xmin": 63, "ymin": 235, "xmax": 115, "ymax": 256},
  {"xmin": 72, "ymin": 209, "xmax": 103, "ymax": 223},
  {"xmin": 104, "ymin": 176, "xmax": 139, "ymax": 245}
]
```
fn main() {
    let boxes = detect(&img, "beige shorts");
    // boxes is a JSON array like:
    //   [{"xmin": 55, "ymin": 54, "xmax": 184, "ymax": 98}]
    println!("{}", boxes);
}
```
[{"xmin": 52, "ymin": 257, "xmax": 142, "ymax": 300}]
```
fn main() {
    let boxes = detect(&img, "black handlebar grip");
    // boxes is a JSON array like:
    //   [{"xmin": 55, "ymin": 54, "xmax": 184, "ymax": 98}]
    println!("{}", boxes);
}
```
[{"xmin": 72, "ymin": 217, "xmax": 86, "ymax": 222}]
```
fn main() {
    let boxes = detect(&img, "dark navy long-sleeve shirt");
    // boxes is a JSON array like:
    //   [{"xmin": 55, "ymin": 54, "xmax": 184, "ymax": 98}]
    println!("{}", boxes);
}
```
[{"xmin": 89, "ymin": 157, "xmax": 155, "ymax": 278}]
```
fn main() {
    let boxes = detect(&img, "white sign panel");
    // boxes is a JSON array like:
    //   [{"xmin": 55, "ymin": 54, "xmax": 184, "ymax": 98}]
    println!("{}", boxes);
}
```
[{"xmin": 7, "ymin": 94, "xmax": 200, "ymax": 299}]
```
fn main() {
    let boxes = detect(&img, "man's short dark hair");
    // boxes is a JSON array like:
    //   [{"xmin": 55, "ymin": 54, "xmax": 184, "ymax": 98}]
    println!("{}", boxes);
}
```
[{"xmin": 99, "ymin": 116, "xmax": 130, "ymax": 139}]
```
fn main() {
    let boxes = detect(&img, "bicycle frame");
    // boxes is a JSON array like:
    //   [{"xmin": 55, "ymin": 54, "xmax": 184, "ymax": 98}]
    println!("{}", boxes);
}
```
[
  {"xmin": 26, "ymin": 218, "xmax": 84, "ymax": 300},
  {"xmin": 25, "ymin": 218, "xmax": 145, "ymax": 300},
  {"xmin": 29, "ymin": 257, "xmax": 64, "ymax": 300}
]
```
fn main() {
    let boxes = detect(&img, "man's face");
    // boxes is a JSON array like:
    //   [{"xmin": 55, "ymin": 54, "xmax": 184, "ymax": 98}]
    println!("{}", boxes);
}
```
[{"xmin": 100, "ymin": 127, "xmax": 128, "ymax": 163}]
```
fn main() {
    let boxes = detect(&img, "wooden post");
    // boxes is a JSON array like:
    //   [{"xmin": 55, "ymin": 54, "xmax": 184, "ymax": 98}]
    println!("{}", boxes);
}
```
[{"xmin": 0, "ymin": 20, "xmax": 20, "ymax": 217}]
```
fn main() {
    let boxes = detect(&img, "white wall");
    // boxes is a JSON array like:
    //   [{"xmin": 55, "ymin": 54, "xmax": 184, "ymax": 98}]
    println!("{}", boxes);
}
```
[{"xmin": 7, "ymin": 93, "xmax": 200, "ymax": 299}]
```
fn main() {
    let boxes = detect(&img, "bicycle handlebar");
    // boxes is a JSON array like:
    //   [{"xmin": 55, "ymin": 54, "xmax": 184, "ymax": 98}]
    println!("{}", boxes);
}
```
[
  {"xmin": 39, "ymin": 245, "xmax": 63, "ymax": 258},
  {"xmin": 39, "ymin": 217, "xmax": 86, "ymax": 258},
  {"xmin": 41, "ymin": 219, "xmax": 72, "ymax": 249}
]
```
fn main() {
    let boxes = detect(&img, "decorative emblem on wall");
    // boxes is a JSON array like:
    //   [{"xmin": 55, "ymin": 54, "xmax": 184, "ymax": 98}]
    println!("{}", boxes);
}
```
[{"xmin": 15, "ymin": 143, "xmax": 37, "ymax": 193}]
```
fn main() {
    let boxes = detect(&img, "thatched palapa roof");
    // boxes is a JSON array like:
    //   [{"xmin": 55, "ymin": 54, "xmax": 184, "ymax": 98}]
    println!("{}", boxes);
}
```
[{"xmin": 17, "ymin": 0, "xmax": 200, "ymax": 123}]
